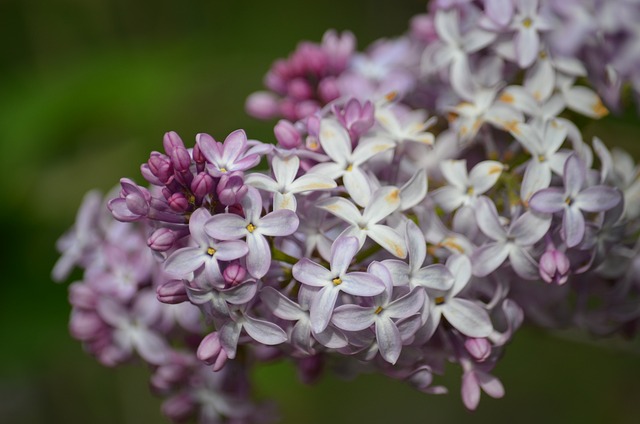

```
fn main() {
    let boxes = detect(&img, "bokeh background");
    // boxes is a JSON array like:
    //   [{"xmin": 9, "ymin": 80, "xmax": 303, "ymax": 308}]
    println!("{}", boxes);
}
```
[{"xmin": 2, "ymin": 0, "xmax": 640, "ymax": 423}]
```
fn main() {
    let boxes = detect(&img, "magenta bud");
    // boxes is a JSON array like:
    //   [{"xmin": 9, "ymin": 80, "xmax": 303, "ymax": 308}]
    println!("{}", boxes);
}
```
[
  {"xmin": 223, "ymin": 263, "xmax": 247, "ymax": 286},
  {"xmin": 217, "ymin": 172, "xmax": 248, "ymax": 206},
  {"xmin": 539, "ymin": 249, "xmax": 571, "ymax": 285},
  {"xmin": 148, "ymin": 152, "xmax": 174, "ymax": 184},
  {"xmin": 156, "ymin": 279, "xmax": 188, "ymax": 304},
  {"xmin": 274, "ymin": 120, "xmax": 301, "ymax": 149},
  {"xmin": 464, "ymin": 338, "xmax": 491, "ymax": 362},
  {"xmin": 68, "ymin": 283, "xmax": 97, "ymax": 309},
  {"xmin": 161, "ymin": 394, "xmax": 195, "ymax": 422},
  {"xmin": 192, "ymin": 142, "xmax": 206, "ymax": 164},
  {"xmin": 296, "ymin": 100, "xmax": 321, "ymax": 120},
  {"xmin": 190, "ymin": 172, "xmax": 215, "ymax": 199},
  {"xmin": 288, "ymin": 78, "xmax": 313, "ymax": 100},
  {"xmin": 306, "ymin": 115, "xmax": 321, "ymax": 138},
  {"xmin": 245, "ymin": 91, "xmax": 280, "ymax": 120},
  {"xmin": 163, "ymin": 131, "xmax": 185, "ymax": 155},
  {"xmin": 197, "ymin": 332, "xmax": 229, "ymax": 371},
  {"xmin": 170, "ymin": 146, "xmax": 192, "ymax": 173},
  {"xmin": 69, "ymin": 311, "xmax": 104, "ymax": 340},
  {"xmin": 318, "ymin": 77, "xmax": 341, "ymax": 103},
  {"xmin": 168, "ymin": 192, "xmax": 189, "ymax": 212}
]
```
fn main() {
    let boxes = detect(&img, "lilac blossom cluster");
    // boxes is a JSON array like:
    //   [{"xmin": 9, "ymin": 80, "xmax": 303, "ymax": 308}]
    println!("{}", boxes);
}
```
[{"xmin": 54, "ymin": 0, "xmax": 640, "ymax": 421}]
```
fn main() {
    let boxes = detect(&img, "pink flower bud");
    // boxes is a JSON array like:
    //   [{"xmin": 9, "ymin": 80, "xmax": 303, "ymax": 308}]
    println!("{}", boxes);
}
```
[
  {"xmin": 168, "ymin": 192, "xmax": 189, "ymax": 212},
  {"xmin": 148, "ymin": 228, "xmax": 178, "ymax": 252},
  {"xmin": 169, "ymin": 145, "xmax": 192, "ymax": 173},
  {"xmin": 274, "ymin": 120, "xmax": 301, "ymax": 148},
  {"xmin": 161, "ymin": 394, "xmax": 195, "ymax": 422},
  {"xmin": 245, "ymin": 91, "xmax": 280, "ymax": 120},
  {"xmin": 191, "ymin": 172, "xmax": 215, "ymax": 200},
  {"xmin": 464, "ymin": 338, "xmax": 491, "ymax": 362},
  {"xmin": 539, "ymin": 249, "xmax": 570, "ymax": 285},
  {"xmin": 197, "ymin": 332, "xmax": 229, "ymax": 371},
  {"xmin": 163, "ymin": 131, "xmax": 185, "ymax": 155},
  {"xmin": 223, "ymin": 263, "xmax": 247, "ymax": 286},
  {"xmin": 148, "ymin": 152, "xmax": 174, "ymax": 184},
  {"xmin": 318, "ymin": 77, "xmax": 341, "ymax": 103},
  {"xmin": 156, "ymin": 279, "xmax": 188, "ymax": 304},
  {"xmin": 217, "ymin": 172, "xmax": 248, "ymax": 206},
  {"xmin": 288, "ymin": 78, "xmax": 313, "ymax": 100}
]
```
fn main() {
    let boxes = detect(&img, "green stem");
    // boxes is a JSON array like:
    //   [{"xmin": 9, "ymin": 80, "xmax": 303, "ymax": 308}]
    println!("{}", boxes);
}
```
[{"xmin": 272, "ymin": 248, "xmax": 299, "ymax": 265}]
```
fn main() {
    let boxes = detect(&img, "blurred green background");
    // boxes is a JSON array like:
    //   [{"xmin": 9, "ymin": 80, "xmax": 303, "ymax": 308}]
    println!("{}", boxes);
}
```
[{"xmin": 2, "ymin": 0, "xmax": 640, "ymax": 423}]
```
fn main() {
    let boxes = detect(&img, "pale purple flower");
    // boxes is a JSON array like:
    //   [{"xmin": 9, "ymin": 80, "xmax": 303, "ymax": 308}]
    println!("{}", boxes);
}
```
[
  {"xmin": 205, "ymin": 187, "xmax": 299, "ymax": 278},
  {"xmin": 529, "ymin": 154, "xmax": 622, "ymax": 248},
  {"xmin": 196, "ymin": 130, "xmax": 260, "ymax": 178},
  {"xmin": 292, "ymin": 236, "xmax": 386, "ymax": 333},
  {"xmin": 332, "ymin": 262, "xmax": 425, "ymax": 364},
  {"xmin": 461, "ymin": 366, "xmax": 504, "ymax": 410},
  {"xmin": 472, "ymin": 196, "xmax": 551, "ymax": 279},
  {"xmin": 187, "ymin": 279, "xmax": 258, "ymax": 317},
  {"xmin": 509, "ymin": 0, "xmax": 553, "ymax": 68},
  {"xmin": 317, "ymin": 186, "xmax": 407, "ymax": 258},
  {"xmin": 163, "ymin": 208, "xmax": 249, "ymax": 284},
  {"xmin": 539, "ymin": 246, "xmax": 570, "ymax": 285},
  {"xmin": 245, "ymin": 155, "xmax": 336, "ymax": 211},
  {"xmin": 260, "ymin": 286, "xmax": 348, "ymax": 353},
  {"xmin": 374, "ymin": 104, "xmax": 436, "ymax": 146},
  {"xmin": 108, "ymin": 178, "xmax": 151, "ymax": 222}
]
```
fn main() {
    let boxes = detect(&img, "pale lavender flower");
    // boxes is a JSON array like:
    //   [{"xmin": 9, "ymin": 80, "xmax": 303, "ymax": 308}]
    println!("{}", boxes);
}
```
[
  {"xmin": 292, "ymin": 236, "xmax": 385, "ymax": 333},
  {"xmin": 205, "ymin": 187, "xmax": 299, "ymax": 278},
  {"xmin": 317, "ymin": 186, "xmax": 407, "ymax": 258},
  {"xmin": 196, "ymin": 130, "xmax": 260, "ymax": 178},
  {"xmin": 163, "ymin": 208, "xmax": 249, "ymax": 284},
  {"xmin": 472, "ymin": 196, "xmax": 551, "ymax": 279},
  {"xmin": 529, "ymin": 154, "xmax": 622, "ymax": 248},
  {"xmin": 332, "ymin": 262, "xmax": 425, "ymax": 364}
]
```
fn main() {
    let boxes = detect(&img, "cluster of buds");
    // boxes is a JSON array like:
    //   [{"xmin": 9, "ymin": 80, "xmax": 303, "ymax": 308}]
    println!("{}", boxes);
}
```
[{"xmin": 54, "ymin": 0, "xmax": 640, "ymax": 421}]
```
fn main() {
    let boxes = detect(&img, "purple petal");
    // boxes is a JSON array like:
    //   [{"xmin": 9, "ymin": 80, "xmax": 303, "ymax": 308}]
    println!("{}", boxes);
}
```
[
  {"xmin": 163, "ymin": 247, "xmax": 204, "ymax": 277},
  {"xmin": 243, "ymin": 315, "xmax": 288, "ymax": 345},
  {"xmin": 205, "ymin": 214, "xmax": 248, "ymax": 240},
  {"xmin": 215, "ymin": 240, "xmax": 249, "ymax": 261},
  {"xmin": 310, "ymin": 285, "xmax": 340, "ymax": 333},
  {"xmin": 471, "ymin": 242, "xmax": 510, "ymax": 277},
  {"xmin": 413, "ymin": 264, "xmax": 453, "ymax": 291},
  {"xmin": 221, "ymin": 280, "xmax": 258, "ymax": 305},
  {"xmin": 257, "ymin": 209, "xmax": 299, "ymax": 236},
  {"xmin": 246, "ymin": 233, "xmax": 271, "ymax": 279},
  {"xmin": 442, "ymin": 298, "xmax": 492, "ymax": 338},
  {"xmin": 475, "ymin": 197, "xmax": 507, "ymax": 241},
  {"xmin": 313, "ymin": 325, "xmax": 348, "ymax": 349},
  {"xmin": 563, "ymin": 154, "xmax": 585, "ymax": 197},
  {"xmin": 293, "ymin": 258, "xmax": 332, "ymax": 287},
  {"xmin": 385, "ymin": 287, "xmax": 426, "ymax": 319},
  {"xmin": 221, "ymin": 129, "xmax": 248, "ymax": 164},
  {"xmin": 340, "ymin": 272, "xmax": 385, "ymax": 297},
  {"xmin": 508, "ymin": 247, "xmax": 540, "ymax": 280},
  {"xmin": 219, "ymin": 320, "xmax": 242, "ymax": 359},
  {"xmin": 376, "ymin": 316, "xmax": 402, "ymax": 364},
  {"xmin": 515, "ymin": 27, "xmax": 538, "ymax": 68},
  {"xmin": 330, "ymin": 236, "xmax": 359, "ymax": 276},
  {"xmin": 528, "ymin": 187, "xmax": 565, "ymax": 213},
  {"xmin": 261, "ymin": 287, "xmax": 305, "ymax": 320},
  {"xmin": 509, "ymin": 211, "xmax": 551, "ymax": 245},
  {"xmin": 574, "ymin": 186, "xmax": 621, "ymax": 212},
  {"xmin": 332, "ymin": 304, "xmax": 376, "ymax": 331},
  {"xmin": 563, "ymin": 205, "xmax": 585, "ymax": 248}
]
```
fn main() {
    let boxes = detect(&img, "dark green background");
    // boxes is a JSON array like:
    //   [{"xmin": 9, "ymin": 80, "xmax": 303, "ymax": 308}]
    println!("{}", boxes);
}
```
[{"xmin": 1, "ymin": 0, "xmax": 640, "ymax": 423}]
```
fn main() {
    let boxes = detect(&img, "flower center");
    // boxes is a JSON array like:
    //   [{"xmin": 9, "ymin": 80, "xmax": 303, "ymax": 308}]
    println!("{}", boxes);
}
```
[
  {"xmin": 374, "ymin": 306, "xmax": 383, "ymax": 314},
  {"xmin": 435, "ymin": 296, "xmax": 446, "ymax": 305},
  {"xmin": 346, "ymin": 164, "xmax": 354, "ymax": 172},
  {"xmin": 246, "ymin": 223, "xmax": 256, "ymax": 233},
  {"xmin": 206, "ymin": 247, "xmax": 216, "ymax": 256},
  {"xmin": 564, "ymin": 197, "xmax": 573, "ymax": 206},
  {"xmin": 332, "ymin": 277, "xmax": 342, "ymax": 286},
  {"xmin": 522, "ymin": 17, "xmax": 533, "ymax": 28},
  {"xmin": 219, "ymin": 167, "xmax": 227, "ymax": 173}
]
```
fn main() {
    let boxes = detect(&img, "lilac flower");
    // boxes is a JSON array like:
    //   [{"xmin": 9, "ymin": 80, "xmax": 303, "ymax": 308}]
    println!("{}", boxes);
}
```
[
  {"xmin": 529, "ymin": 154, "xmax": 622, "ymax": 248},
  {"xmin": 332, "ymin": 98, "xmax": 375, "ymax": 140},
  {"xmin": 308, "ymin": 118, "xmax": 395, "ymax": 207},
  {"xmin": 332, "ymin": 262, "xmax": 425, "ymax": 364},
  {"xmin": 261, "ymin": 286, "xmax": 348, "ymax": 353},
  {"xmin": 187, "ymin": 279, "xmax": 258, "ymax": 318},
  {"xmin": 472, "ymin": 196, "xmax": 551, "ymax": 279},
  {"xmin": 422, "ymin": 254, "xmax": 493, "ymax": 339},
  {"xmin": 509, "ymin": 0, "xmax": 553, "ymax": 68},
  {"xmin": 163, "ymin": 208, "xmax": 249, "ymax": 284},
  {"xmin": 196, "ymin": 130, "xmax": 260, "ymax": 177},
  {"xmin": 539, "ymin": 246, "xmax": 570, "ymax": 285},
  {"xmin": 317, "ymin": 186, "xmax": 407, "ymax": 258},
  {"xmin": 245, "ymin": 155, "xmax": 336, "ymax": 211},
  {"xmin": 374, "ymin": 104, "xmax": 436, "ymax": 146},
  {"xmin": 108, "ymin": 178, "xmax": 151, "ymax": 222},
  {"xmin": 461, "ymin": 366, "xmax": 504, "ymax": 411},
  {"xmin": 205, "ymin": 187, "xmax": 299, "ymax": 278},
  {"xmin": 292, "ymin": 236, "xmax": 386, "ymax": 333}
]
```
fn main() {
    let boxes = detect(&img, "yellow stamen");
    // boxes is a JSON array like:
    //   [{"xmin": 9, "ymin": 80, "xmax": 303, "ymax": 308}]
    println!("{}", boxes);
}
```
[
  {"xmin": 385, "ymin": 91, "xmax": 398, "ymax": 102},
  {"xmin": 246, "ymin": 223, "xmax": 256, "ymax": 233},
  {"xmin": 374, "ymin": 306, "xmax": 384, "ymax": 315},
  {"xmin": 466, "ymin": 187, "xmax": 475, "ymax": 195},
  {"xmin": 219, "ymin": 167, "xmax": 227, "ymax": 173},
  {"xmin": 592, "ymin": 98, "xmax": 609, "ymax": 118},
  {"xmin": 206, "ymin": 247, "xmax": 216, "ymax": 256},
  {"xmin": 435, "ymin": 296, "xmax": 445, "ymax": 305},
  {"xmin": 499, "ymin": 93, "xmax": 514, "ymax": 104},
  {"xmin": 332, "ymin": 278, "xmax": 342, "ymax": 286},
  {"xmin": 522, "ymin": 17, "xmax": 533, "ymax": 28},
  {"xmin": 346, "ymin": 164, "xmax": 354, "ymax": 172}
]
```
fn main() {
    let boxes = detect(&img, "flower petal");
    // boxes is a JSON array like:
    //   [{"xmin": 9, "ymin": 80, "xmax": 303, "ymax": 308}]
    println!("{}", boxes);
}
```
[
  {"xmin": 442, "ymin": 298, "xmax": 492, "ymax": 338},
  {"xmin": 293, "ymin": 258, "xmax": 333, "ymax": 287},
  {"xmin": 310, "ymin": 285, "xmax": 340, "ymax": 333},
  {"xmin": 471, "ymin": 242, "xmax": 510, "ymax": 277},
  {"xmin": 257, "ymin": 209, "xmax": 299, "ymax": 236},
  {"xmin": 243, "ymin": 315, "xmax": 288, "ymax": 345},
  {"xmin": 332, "ymin": 304, "xmax": 376, "ymax": 331},
  {"xmin": 376, "ymin": 316, "xmax": 402, "ymax": 364}
]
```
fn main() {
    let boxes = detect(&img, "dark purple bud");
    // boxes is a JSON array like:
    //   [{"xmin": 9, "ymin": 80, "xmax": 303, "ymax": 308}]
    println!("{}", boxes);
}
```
[
  {"xmin": 217, "ymin": 171, "xmax": 248, "ymax": 206},
  {"xmin": 156, "ymin": 279, "xmax": 189, "ymax": 304},
  {"xmin": 148, "ymin": 228, "xmax": 178, "ymax": 252},
  {"xmin": 539, "ymin": 249, "xmax": 571, "ymax": 285},
  {"xmin": 197, "ymin": 332, "xmax": 229, "ymax": 371},
  {"xmin": 148, "ymin": 152, "xmax": 174, "ymax": 184},
  {"xmin": 170, "ymin": 145, "xmax": 192, "ymax": 173},
  {"xmin": 190, "ymin": 172, "xmax": 215, "ymax": 200},
  {"xmin": 464, "ymin": 338, "xmax": 491, "ymax": 362},
  {"xmin": 163, "ymin": 131, "xmax": 185, "ymax": 155},
  {"xmin": 297, "ymin": 354, "xmax": 324, "ymax": 385},
  {"xmin": 223, "ymin": 263, "xmax": 247, "ymax": 286},
  {"xmin": 168, "ymin": 192, "xmax": 190, "ymax": 212},
  {"xmin": 318, "ymin": 77, "xmax": 340, "ymax": 103},
  {"xmin": 161, "ymin": 393, "xmax": 195, "ymax": 423},
  {"xmin": 274, "ymin": 120, "xmax": 301, "ymax": 149},
  {"xmin": 192, "ymin": 142, "xmax": 206, "ymax": 164}
]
